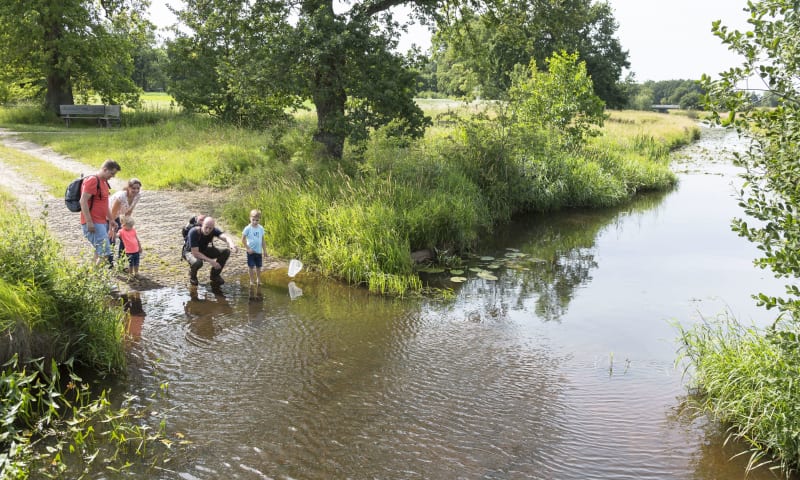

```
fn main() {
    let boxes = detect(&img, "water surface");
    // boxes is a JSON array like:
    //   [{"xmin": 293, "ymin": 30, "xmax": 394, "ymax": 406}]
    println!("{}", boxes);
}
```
[{"xmin": 119, "ymin": 127, "xmax": 792, "ymax": 479}]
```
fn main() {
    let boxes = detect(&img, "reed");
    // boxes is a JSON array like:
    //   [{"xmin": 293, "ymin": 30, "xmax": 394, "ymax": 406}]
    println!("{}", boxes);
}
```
[
  {"xmin": 676, "ymin": 314, "xmax": 800, "ymax": 476},
  {"xmin": 228, "ymin": 173, "xmax": 426, "ymax": 295}
]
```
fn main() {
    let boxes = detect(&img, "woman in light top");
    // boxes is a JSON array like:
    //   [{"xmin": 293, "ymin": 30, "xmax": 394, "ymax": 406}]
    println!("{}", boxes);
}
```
[{"xmin": 109, "ymin": 178, "xmax": 142, "ymax": 261}]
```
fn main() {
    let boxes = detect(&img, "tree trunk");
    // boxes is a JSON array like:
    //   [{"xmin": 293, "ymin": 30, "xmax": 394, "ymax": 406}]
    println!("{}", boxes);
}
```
[
  {"xmin": 45, "ymin": 71, "xmax": 73, "ymax": 114},
  {"xmin": 42, "ymin": 13, "xmax": 73, "ymax": 115},
  {"xmin": 313, "ymin": 100, "xmax": 346, "ymax": 159},
  {"xmin": 312, "ymin": 55, "xmax": 347, "ymax": 159},
  {"xmin": 303, "ymin": 0, "xmax": 348, "ymax": 160}
]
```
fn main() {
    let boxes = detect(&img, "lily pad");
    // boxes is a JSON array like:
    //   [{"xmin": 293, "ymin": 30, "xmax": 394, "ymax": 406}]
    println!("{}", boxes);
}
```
[
  {"xmin": 505, "ymin": 247, "xmax": 520, "ymax": 252},
  {"xmin": 449, "ymin": 276, "xmax": 468, "ymax": 283},
  {"xmin": 486, "ymin": 264, "xmax": 501, "ymax": 270},
  {"xmin": 504, "ymin": 252, "xmax": 527, "ymax": 258},
  {"xmin": 468, "ymin": 267, "xmax": 484, "ymax": 273},
  {"xmin": 479, "ymin": 256, "xmax": 495, "ymax": 261},
  {"xmin": 449, "ymin": 269, "xmax": 464, "ymax": 275},
  {"xmin": 419, "ymin": 267, "xmax": 446, "ymax": 273},
  {"xmin": 476, "ymin": 271, "xmax": 498, "ymax": 281}
]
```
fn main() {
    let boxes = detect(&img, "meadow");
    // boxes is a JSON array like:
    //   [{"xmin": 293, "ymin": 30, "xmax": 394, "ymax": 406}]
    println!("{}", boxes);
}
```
[{"xmin": 0, "ymin": 96, "xmax": 700, "ymax": 294}]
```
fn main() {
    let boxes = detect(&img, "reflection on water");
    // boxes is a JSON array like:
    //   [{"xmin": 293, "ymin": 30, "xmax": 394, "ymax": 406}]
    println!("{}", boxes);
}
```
[
  {"xmin": 184, "ymin": 287, "xmax": 233, "ymax": 341},
  {"xmin": 122, "ymin": 291, "xmax": 145, "ymax": 343},
  {"xmin": 108, "ymin": 127, "xmax": 794, "ymax": 479}
]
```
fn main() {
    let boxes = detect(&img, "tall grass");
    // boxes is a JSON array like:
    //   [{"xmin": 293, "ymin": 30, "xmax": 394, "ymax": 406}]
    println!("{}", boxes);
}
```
[
  {"xmin": 677, "ymin": 315, "xmax": 800, "ymax": 476},
  {"xmin": 0, "ymin": 195, "xmax": 170, "ymax": 478},
  {"xmin": 227, "ymin": 173, "xmax": 425, "ymax": 295},
  {"xmin": 0, "ymin": 203, "xmax": 125, "ymax": 373}
]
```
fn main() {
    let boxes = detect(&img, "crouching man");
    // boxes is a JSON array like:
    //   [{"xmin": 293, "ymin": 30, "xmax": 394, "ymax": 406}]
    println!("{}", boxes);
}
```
[{"xmin": 183, "ymin": 216, "xmax": 238, "ymax": 286}]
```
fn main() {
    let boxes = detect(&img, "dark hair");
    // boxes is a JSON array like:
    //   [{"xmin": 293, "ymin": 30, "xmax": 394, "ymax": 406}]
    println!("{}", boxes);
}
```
[{"xmin": 102, "ymin": 159, "xmax": 122, "ymax": 172}]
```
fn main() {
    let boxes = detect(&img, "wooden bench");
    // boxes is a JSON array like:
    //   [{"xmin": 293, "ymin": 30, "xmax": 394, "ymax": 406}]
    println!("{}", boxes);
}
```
[{"xmin": 59, "ymin": 105, "xmax": 121, "ymax": 127}]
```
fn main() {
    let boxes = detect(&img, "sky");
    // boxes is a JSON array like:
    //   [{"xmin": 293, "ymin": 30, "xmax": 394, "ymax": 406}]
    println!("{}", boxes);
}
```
[
  {"xmin": 607, "ymin": 0, "xmax": 751, "ymax": 81},
  {"xmin": 148, "ymin": 0, "xmax": 752, "ymax": 82}
]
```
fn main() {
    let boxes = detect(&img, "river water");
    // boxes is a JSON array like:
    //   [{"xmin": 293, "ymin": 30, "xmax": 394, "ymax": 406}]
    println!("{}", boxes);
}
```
[{"xmin": 116, "ymin": 126, "xmax": 792, "ymax": 479}]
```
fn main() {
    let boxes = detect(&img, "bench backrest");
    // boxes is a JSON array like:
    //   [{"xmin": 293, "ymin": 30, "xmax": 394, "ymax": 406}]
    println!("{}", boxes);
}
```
[
  {"xmin": 59, "ymin": 105, "xmax": 120, "ymax": 117},
  {"xmin": 104, "ymin": 105, "xmax": 120, "ymax": 117}
]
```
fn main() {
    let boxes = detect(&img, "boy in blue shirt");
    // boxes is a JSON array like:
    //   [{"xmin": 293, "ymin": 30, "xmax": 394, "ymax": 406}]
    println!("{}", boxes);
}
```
[{"xmin": 241, "ymin": 209, "xmax": 267, "ymax": 286}]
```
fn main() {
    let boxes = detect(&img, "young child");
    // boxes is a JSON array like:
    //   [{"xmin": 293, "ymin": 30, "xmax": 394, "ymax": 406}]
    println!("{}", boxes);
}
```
[
  {"xmin": 242, "ymin": 209, "xmax": 267, "ymax": 286},
  {"xmin": 117, "ymin": 217, "xmax": 142, "ymax": 277}
]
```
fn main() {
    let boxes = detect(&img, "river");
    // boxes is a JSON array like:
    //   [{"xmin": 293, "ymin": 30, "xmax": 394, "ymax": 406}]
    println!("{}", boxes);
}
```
[{"xmin": 115, "ymin": 126, "xmax": 792, "ymax": 479}]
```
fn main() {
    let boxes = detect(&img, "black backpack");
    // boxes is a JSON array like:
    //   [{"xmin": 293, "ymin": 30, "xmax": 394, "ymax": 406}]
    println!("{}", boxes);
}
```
[
  {"xmin": 65, "ymin": 174, "xmax": 99, "ymax": 212},
  {"xmin": 181, "ymin": 216, "xmax": 200, "ymax": 258}
]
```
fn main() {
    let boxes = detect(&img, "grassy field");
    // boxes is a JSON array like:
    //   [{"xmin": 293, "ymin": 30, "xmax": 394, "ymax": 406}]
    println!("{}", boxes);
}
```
[{"xmin": 0, "ymin": 100, "xmax": 700, "ymax": 294}]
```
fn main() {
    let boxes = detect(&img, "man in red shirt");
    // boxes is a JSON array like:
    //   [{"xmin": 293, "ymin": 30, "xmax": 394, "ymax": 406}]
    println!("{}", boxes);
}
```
[{"xmin": 79, "ymin": 160, "xmax": 121, "ymax": 267}]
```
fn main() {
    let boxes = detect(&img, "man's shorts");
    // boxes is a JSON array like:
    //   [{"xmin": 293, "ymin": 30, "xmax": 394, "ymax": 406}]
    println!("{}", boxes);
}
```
[
  {"xmin": 82, "ymin": 222, "xmax": 111, "ymax": 257},
  {"xmin": 247, "ymin": 252, "xmax": 263, "ymax": 268}
]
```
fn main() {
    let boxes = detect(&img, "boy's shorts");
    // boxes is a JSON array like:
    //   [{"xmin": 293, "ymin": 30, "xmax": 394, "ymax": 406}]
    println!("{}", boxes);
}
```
[
  {"xmin": 82, "ymin": 222, "xmax": 111, "ymax": 256},
  {"xmin": 247, "ymin": 252, "xmax": 263, "ymax": 268}
]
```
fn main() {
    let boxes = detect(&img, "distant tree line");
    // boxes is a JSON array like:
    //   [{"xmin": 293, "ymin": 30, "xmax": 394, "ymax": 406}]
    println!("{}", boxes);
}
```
[
  {"xmin": 624, "ymin": 79, "xmax": 705, "ymax": 110},
  {"xmin": 0, "ymin": 0, "xmax": 778, "ymax": 158}
]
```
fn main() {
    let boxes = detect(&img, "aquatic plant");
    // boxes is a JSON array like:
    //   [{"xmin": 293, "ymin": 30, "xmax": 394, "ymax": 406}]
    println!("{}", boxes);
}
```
[
  {"xmin": 0, "ymin": 355, "xmax": 174, "ymax": 479},
  {"xmin": 676, "ymin": 314, "xmax": 800, "ymax": 477}
]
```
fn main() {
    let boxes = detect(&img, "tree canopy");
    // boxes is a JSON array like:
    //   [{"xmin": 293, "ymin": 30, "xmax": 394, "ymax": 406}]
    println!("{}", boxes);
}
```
[
  {"xmin": 0, "ymin": 0, "xmax": 151, "ymax": 112},
  {"xmin": 168, "ymin": 0, "xmax": 436, "ymax": 158},
  {"xmin": 431, "ymin": 0, "xmax": 629, "ymax": 107}
]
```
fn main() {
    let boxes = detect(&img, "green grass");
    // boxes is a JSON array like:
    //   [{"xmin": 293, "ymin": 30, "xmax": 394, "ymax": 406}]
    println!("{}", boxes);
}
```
[
  {"xmin": 677, "ymin": 315, "xmax": 800, "ymax": 476},
  {"xmin": 0, "ymin": 203, "xmax": 125, "ymax": 372},
  {"xmin": 0, "ymin": 144, "xmax": 74, "ymax": 196},
  {"xmin": 1, "ymin": 104, "xmax": 699, "ymax": 295},
  {"xmin": 18, "ymin": 117, "xmax": 288, "ymax": 189},
  {"xmin": 140, "ymin": 91, "xmax": 177, "ymax": 108}
]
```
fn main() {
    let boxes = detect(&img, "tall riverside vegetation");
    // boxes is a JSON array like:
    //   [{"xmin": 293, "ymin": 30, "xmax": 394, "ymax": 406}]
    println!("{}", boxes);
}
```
[
  {"xmin": 678, "ymin": 1, "xmax": 800, "ymax": 475},
  {"xmin": 219, "ymin": 55, "xmax": 693, "ymax": 294},
  {"xmin": 5, "ymin": 89, "xmax": 698, "ymax": 296},
  {"xmin": 0, "ymin": 202, "xmax": 125, "ymax": 372},
  {"xmin": 0, "ymin": 196, "xmax": 177, "ymax": 478}
]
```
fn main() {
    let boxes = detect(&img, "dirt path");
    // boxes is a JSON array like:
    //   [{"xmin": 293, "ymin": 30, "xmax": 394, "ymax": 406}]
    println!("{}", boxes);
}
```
[{"xmin": 0, "ymin": 128, "xmax": 282, "ymax": 291}]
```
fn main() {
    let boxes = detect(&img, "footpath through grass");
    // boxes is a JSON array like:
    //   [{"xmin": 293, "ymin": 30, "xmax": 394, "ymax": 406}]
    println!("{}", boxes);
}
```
[{"xmin": 0, "ymin": 103, "xmax": 700, "ymax": 295}]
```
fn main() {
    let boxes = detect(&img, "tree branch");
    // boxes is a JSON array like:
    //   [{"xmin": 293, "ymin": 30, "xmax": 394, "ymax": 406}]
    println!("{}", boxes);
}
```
[{"xmin": 353, "ymin": 0, "xmax": 412, "ymax": 20}]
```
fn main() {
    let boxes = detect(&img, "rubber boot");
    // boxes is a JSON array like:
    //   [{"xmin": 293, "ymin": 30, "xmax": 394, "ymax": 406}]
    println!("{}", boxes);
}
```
[
  {"xmin": 189, "ymin": 264, "xmax": 201, "ymax": 286},
  {"xmin": 210, "ymin": 268, "xmax": 224, "ymax": 286}
]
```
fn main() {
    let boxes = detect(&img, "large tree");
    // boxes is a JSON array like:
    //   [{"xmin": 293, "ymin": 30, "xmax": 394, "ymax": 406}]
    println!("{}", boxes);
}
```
[
  {"xmin": 168, "ymin": 0, "xmax": 434, "ymax": 158},
  {"xmin": 432, "ymin": 0, "xmax": 629, "ymax": 107},
  {"xmin": 0, "ymin": 0, "xmax": 150, "ymax": 113}
]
